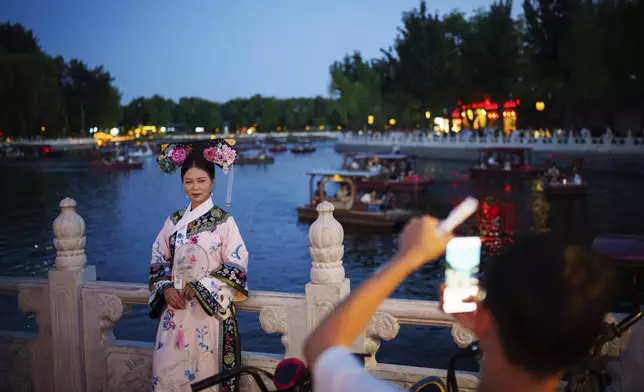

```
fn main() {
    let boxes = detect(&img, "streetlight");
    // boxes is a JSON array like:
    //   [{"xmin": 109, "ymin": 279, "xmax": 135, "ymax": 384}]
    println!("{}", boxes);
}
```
[
  {"xmin": 536, "ymin": 101, "xmax": 545, "ymax": 112},
  {"xmin": 367, "ymin": 115, "xmax": 374, "ymax": 125},
  {"xmin": 425, "ymin": 111, "xmax": 431, "ymax": 119},
  {"xmin": 389, "ymin": 118, "xmax": 396, "ymax": 126}
]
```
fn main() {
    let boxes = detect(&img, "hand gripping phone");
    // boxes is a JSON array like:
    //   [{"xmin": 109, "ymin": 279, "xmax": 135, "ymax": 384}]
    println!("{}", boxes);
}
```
[{"xmin": 437, "ymin": 197, "xmax": 481, "ymax": 314}]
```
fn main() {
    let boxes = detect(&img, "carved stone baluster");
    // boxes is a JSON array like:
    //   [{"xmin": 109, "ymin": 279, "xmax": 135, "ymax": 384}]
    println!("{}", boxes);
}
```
[
  {"xmin": 259, "ymin": 306, "xmax": 289, "ymax": 352},
  {"xmin": 18, "ymin": 286, "xmax": 53, "ymax": 392},
  {"xmin": 301, "ymin": 202, "xmax": 365, "ymax": 360},
  {"xmin": 49, "ymin": 198, "xmax": 96, "ymax": 392},
  {"xmin": 364, "ymin": 312, "xmax": 400, "ymax": 368},
  {"xmin": 451, "ymin": 322, "xmax": 477, "ymax": 349},
  {"xmin": 83, "ymin": 291, "xmax": 131, "ymax": 392}
]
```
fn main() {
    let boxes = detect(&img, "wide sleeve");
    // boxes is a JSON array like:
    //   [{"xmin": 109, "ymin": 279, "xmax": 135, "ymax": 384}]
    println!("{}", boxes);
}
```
[
  {"xmin": 187, "ymin": 216, "xmax": 249, "ymax": 318},
  {"xmin": 148, "ymin": 218, "xmax": 174, "ymax": 319}
]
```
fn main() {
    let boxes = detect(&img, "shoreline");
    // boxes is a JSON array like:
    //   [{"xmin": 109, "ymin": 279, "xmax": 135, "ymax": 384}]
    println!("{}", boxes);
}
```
[{"xmin": 335, "ymin": 141, "xmax": 644, "ymax": 175}]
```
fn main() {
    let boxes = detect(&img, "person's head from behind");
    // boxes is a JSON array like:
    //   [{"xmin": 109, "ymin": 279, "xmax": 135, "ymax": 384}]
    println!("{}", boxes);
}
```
[{"xmin": 469, "ymin": 235, "xmax": 614, "ymax": 385}]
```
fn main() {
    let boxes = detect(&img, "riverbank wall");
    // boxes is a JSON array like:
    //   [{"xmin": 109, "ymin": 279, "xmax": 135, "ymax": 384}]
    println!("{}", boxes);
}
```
[{"xmin": 335, "ymin": 132, "xmax": 644, "ymax": 174}]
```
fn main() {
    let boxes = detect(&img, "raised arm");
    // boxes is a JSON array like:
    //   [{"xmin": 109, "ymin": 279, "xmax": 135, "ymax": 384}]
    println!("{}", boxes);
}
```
[{"xmin": 303, "ymin": 217, "xmax": 451, "ymax": 367}]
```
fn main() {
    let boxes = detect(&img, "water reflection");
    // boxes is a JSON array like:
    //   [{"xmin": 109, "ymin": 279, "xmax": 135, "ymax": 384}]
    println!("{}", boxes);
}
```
[{"xmin": 2, "ymin": 143, "xmax": 644, "ymax": 368}]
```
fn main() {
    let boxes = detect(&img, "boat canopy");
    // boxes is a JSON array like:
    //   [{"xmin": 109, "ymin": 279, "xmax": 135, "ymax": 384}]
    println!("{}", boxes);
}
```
[
  {"xmin": 306, "ymin": 169, "xmax": 376, "ymax": 178},
  {"xmin": 353, "ymin": 153, "xmax": 408, "ymax": 160}
]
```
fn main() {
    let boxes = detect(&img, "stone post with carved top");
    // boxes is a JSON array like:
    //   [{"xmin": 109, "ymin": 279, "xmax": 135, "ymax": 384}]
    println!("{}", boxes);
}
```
[
  {"xmin": 49, "ymin": 198, "xmax": 96, "ymax": 392},
  {"xmin": 300, "ymin": 202, "xmax": 365, "ymax": 359}
]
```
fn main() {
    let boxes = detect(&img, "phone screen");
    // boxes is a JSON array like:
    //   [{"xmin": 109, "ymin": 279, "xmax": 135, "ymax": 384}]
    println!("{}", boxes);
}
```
[{"xmin": 442, "ymin": 237, "xmax": 481, "ymax": 314}]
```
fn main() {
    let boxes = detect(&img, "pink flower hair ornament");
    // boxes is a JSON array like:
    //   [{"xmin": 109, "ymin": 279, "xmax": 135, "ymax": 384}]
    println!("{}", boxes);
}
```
[
  {"xmin": 202, "ymin": 139, "xmax": 237, "ymax": 174},
  {"xmin": 157, "ymin": 143, "xmax": 193, "ymax": 174},
  {"xmin": 156, "ymin": 139, "xmax": 237, "ymax": 175}
]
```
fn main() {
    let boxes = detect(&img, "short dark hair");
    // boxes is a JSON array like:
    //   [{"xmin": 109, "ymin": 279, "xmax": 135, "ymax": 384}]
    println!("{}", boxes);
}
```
[
  {"xmin": 482, "ymin": 234, "xmax": 615, "ymax": 378},
  {"xmin": 181, "ymin": 145, "xmax": 215, "ymax": 181}
]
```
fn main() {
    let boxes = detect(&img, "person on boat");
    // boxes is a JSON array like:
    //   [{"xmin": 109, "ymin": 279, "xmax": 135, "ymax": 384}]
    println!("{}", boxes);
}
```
[
  {"xmin": 386, "ymin": 162, "xmax": 398, "ymax": 179},
  {"xmin": 335, "ymin": 183, "xmax": 352, "ymax": 203},
  {"xmin": 312, "ymin": 180, "xmax": 328, "ymax": 206},
  {"xmin": 349, "ymin": 159, "xmax": 360, "ymax": 170},
  {"xmin": 546, "ymin": 164, "xmax": 561, "ymax": 184},
  {"xmin": 571, "ymin": 165, "xmax": 583, "ymax": 185},
  {"xmin": 380, "ymin": 187, "xmax": 396, "ymax": 211},
  {"xmin": 304, "ymin": 221, "xmax": 615, "ymax": 392},
  {"xmin": 360, "ymin": 189, "xmax": 381, "ymax": 212},
  {"xmin": 405, "ymin": 170, "xmax": 419, "ymax": 181},
  {"xmin": 369, "ymin": 157, "xmax": 383, "ymax": 173},
  {"xmin": 149, "ymin": 140, "xmax": 248, "ymax": 392},
  {"xmin": 256, "ymin": 149, "xmax": 267, "ymax": 160},
  {"xmin": 503, "ymin": 159, "xmax": 512, "ymax": 171},
  {"xmin": 487, "ymin": 153, "xmax": 499, "ymax": 166},
  {"xmin": 399, "ymin": 160, "xmax": 409, "ymax": 176}
]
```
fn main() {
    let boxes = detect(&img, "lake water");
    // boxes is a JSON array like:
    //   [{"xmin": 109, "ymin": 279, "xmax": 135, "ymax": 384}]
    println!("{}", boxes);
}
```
[{"xmin": 1, "ymin": 141, "xmax": 643, "ymax": 371}]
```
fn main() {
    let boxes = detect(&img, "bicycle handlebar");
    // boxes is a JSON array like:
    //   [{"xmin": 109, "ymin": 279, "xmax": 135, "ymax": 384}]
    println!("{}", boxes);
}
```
[
  {"xmin": 191, "ymin": 357, "xmax": 311, "ymax": 392},
  {"xmin": 191, "ymin": 366, "xmax": 274, "ymax": 392},
  {"xmin": 615, "ymin": 311, "xmax": 643, "ymax": 336}
]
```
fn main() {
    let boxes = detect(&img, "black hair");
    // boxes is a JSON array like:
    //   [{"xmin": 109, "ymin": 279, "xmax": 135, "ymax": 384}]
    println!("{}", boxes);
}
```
[
  {"xmin": 180, "ymin": 146, "xmax": 215, "ymax": 181},
  {"xmin": 482, "ymin": 234, "xmax": 615, "ymax": 378}
]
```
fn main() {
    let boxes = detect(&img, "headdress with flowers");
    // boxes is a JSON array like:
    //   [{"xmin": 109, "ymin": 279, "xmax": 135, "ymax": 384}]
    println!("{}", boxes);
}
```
[
  {"xmin": 157, "ymin": 143, "xmax": 193, "ymax": 174},
  {"xmin": 201, "ymin": 139, "xmax": 237, "ymax": 174},
  {"xmin": 157, "ymin": 138, "xmax": 238, "ymax": 206}
]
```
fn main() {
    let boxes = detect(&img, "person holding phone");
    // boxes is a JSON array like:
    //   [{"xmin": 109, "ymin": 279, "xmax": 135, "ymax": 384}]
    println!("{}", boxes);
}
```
[{"xmin": 304, "ymin": 217, "xmax": 615, "ymax": 392}]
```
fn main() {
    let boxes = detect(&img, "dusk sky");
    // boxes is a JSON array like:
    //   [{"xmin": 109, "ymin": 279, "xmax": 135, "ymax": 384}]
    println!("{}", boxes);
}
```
[{"xmin": 3, "ymin": 0, "xmax": 522, "ymax": 103}]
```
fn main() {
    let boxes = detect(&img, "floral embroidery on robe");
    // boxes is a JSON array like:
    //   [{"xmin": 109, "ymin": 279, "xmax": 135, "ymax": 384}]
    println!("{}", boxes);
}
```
[{"xmin": 148, "ymin": 203, "xmax": 248, "ymax": 392}]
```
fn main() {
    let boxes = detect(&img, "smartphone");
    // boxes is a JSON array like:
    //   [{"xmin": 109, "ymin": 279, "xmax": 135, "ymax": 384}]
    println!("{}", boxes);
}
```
[{"xmin": 442, "ymin": 236, "xmax": 481, "ymax": 314}]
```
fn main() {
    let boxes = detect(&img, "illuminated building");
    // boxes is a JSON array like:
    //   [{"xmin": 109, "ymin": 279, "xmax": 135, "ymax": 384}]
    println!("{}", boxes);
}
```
[{"xmin": 451, "ymin": 98, "xmax": 520, "ymax": 134}]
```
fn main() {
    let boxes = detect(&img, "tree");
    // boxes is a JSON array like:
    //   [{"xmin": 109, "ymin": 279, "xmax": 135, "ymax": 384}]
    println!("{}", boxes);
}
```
[
  {"xmin": 0, "ymin": 23, "xmax": 62, "ymax": 137},
  {"xmin": 459, "ymin": 1, "xmax": 520, "ymax": 103},
  {"xmin": 178, "ymin": 97, "xmax": 221, "ymax": 131},
  {"xmin": 122, "ymin": 95, "xmax": 173, "ymax": 128},
  {"xmin": 62, "ymin": 60, "xmax": 122, "ymax": 135},
  {"xmin": 392, "ymin": 3, "xmax": 465, "ymax": 114},
  {"xmin": 0, "ymin": 23, "xmax": 40, "ymax": 55},
  {"xmin": 329, "ymin": 52, "xmax": 384, "ymax": 129}
]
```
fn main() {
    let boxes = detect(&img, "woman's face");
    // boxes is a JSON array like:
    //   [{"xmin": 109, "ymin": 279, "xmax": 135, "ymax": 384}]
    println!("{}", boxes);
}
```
[{"xmin": 183, "ymin": 167, "xmax": 214, "ymax": 206}]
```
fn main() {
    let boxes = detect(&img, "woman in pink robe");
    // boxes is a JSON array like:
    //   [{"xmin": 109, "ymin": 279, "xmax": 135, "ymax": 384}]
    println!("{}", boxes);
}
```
[{"xmin": 149, "ymin": 140, "xmax": 248, "ymax": 392}]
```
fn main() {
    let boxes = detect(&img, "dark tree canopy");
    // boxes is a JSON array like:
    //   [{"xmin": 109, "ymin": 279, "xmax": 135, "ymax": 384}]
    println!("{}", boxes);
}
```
[{"xmin": 2, "ymin": 0, "xmax": 644, "ymax": 138}]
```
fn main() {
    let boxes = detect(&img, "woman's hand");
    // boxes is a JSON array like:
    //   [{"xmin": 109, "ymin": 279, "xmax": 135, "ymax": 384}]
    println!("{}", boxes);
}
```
[
  {"xmin": 164, "ymin": 287, "xmax": 186, "ymax": 309},
  {"xmin": 182, "ymin": 285, "xmax": 196, "ymax": 301}
]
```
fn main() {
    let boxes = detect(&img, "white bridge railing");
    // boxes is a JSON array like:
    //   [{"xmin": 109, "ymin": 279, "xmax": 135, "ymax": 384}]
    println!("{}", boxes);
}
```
[
  {"xmin": 338, "ymin": 130, "xmax": 644, "ymax": 153},
  {"xmin": 2, "ymin": 131, "xmax": 339, "ymax": 147},
  {"xmin": 0, "ymin": 199, "xmax": 636, "ymax": 392}
]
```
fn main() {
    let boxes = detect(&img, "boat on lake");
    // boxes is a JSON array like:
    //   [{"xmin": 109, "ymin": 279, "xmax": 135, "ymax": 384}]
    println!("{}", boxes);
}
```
[
  {"xmin": 268, "ymin": 144, "xmax": 288, "ymax": 153},
  {"xmin": 91, "ymin": 148, "xmax": 143, "ymax": 171},
  {"xmin": 342, "ymin": 153, "xmax": 433, "ymax": 196},
  {"xmin": 542, "ymin": 153, "xmax": 587, "ymax": 196},
  {"xmin": 235, "ymin": 149, "xmax": 275, "ymax": 165},
  {"xmin": 129, "ymin": 142, "xmax": 154, "ymax": 158},
  {"xmin": 291, "ymin": 143, "xmax": 316, "ymax": 154},
  {"xmin": 469, "ymin": 147, "xmax": 539, "ymax": 180},
  {"xmin": 296, "ymin": 169, "xmax": 419, "ymax": 228}
]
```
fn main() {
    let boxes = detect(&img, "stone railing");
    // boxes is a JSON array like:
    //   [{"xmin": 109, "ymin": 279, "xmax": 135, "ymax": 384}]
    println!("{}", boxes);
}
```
[
  {"xmin": 1, "ymin": 131, "xmax": 339, "ymax": 147},
  {"xmin": 338, "ymin": 130, "xmax": 644, "ymax": 153},
  {"xmin": 0, "ymin": 199, "xmax": 636, "ymax": 392}
]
